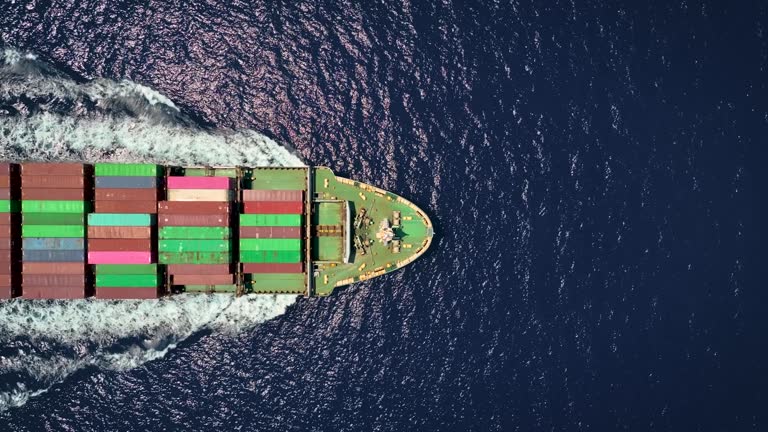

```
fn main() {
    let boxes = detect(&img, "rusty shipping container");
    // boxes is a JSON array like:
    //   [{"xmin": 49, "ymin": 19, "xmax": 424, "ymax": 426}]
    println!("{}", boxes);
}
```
[
  {"xmin": 239, "ymin": 227, "xmax": 302, "ymax": 239},
  {"xmin": 96, "ymin": 287, "xmax": 159, "ymax": 299},
  {"xmin": 242, "ymin": 189, "xmax": 303, "ymax": 202},
  {"xmin": 21, "ymin": 188, "xmax": 86, "ymax": 200},
  {"xmin": 166, "ymin": 264, "xmax": 231, "ymax": 275},
  {"xmin": 21, "ymin": 175, "xmax": 85, "ymax": 189},
  {"xmin": 22, "ymin": 286, "xmax": 86, "ymax": 299},
  {"xmin": 23, "ymin": 274, "xmax": 86, "ymax": 286},
  {"xmin": 95, "ymin": 200, "xmax": 158, "ymax": 214},
  {"xmin": 0, "ymin": 225, "xmax": 20, "ymax": 238},
  {"xmin": 158, "ymin": 214, "xmax": 229, "ymax": 227},
  {"xmin": 88, "ymin": 226, "xmax": 152, "ymax": 239},
  {"xmin": 23, "ymin": 262, "xmax": 86, "ymax": 275},
  {"xmin": 0, "ymin": 176, "xmax": 9, "ymax": 188},
  {"xmin": 0, "ymin": 263, "xmax": 14, "ymax": 275},
  {"xmin": 242, "ymin": 263, "xmax": 304, "ymax": 274},
  {"xmin": 157, "ymin": 201, "xmax": 231, "ymax": 214},
  {"xmin": 87, "ymin": 238, "xmax": 153, "ymax": 251},
  {"xmin": 0, "ymin": 213, "xmax": 19, "ymax": 225},
  {"xmin": 20, "ymin": 163, "xmax": 84, "ymax": 176},
  {"xmin": 172, "ymin": 274, "xmax": 234, "ymax": 285},
  {"xmin": 94, "ymin": 188, "xmax": 158, "ymax": 201}
]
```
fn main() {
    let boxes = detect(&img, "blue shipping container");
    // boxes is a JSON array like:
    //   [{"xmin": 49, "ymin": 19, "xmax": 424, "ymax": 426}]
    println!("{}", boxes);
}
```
[
  {"xmin": 23, "ymin": 238, "xmax": 85, "ymax": 250},
  {"xmin": 22, "ymin": 249, "xmax": 85, "ymax": 262},
  {"xmin": 95, "ymin": 176, "xmax": 157, "ymax": 189}
]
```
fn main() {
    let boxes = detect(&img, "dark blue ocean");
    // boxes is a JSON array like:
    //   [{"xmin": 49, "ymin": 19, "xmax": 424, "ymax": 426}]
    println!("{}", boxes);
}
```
[{"xmin": 0, "ymin": 1, "xmax": 764, "ymax": 430}]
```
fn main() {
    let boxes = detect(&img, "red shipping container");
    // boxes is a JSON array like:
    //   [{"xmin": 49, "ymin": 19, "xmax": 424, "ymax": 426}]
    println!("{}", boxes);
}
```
[
  {"xmin": 88, "ymin": 226, "xmax": 151, "ymax": 239},
  {"xmin": 21, "ymin": 188, "xmax": 86, "ymax": 200},
  {"xmin": 242, "ymin": 190, "xmax": 303, "ymax": 202},
  {"xmin": 0, "ymin": 176, "xmax": 9, "ymax": 188},
  {"xmin": 0, "ymin": 213, "xmax": 20, "ymax": 225},
  {"xmin": 0, "ymin": 163, "xmax": 11, "ymax": 175},
  {"xmin": 166, "ymin": 264, "xmax": 231, "ymax": 275},
  {"xmin": 0, "ymin": 251, "xmax": 11, "ymax": 261},
  {"xmin": 157, "ymin": 201, "xmax": 231, "ymax": 214},
  {"xmin": 95, "ymin": 200, "xmax": 158, "ymax": 214},
  {"xmin": 0, "ymin": 238, "xmax": 13, "ymax": 249},
  {"xmin": 243, "ymin": 201, "xmax": 303, "ymax": 214},
  {"xmin": 23, "ymin": 262, "xmax": 86, "ymax": 275},
  {"xmin": 0, "ymin": 189, "xmax": 10, "ymax": 199},
  {"xmin": 242, "ymin": 263, "xmax": 304, "ymax": 274},
  {"xmin": 95, "ymin": 188, "xmax": 158, "ymax": 201},
  {"xmin": 20, "ymin": 163, "xmax": 84, "ymax": 176},
  {"xmin": 0, "ymin": 288, "xmax": 12, "ymax": 299},
  {"xmin": 158, "ymin": 214, "xmax": 229, "ymax": 227},
  {"xmin": 172, "ymin": 274, "xmax": 234, "ymax": 285},
  {"xmin": 96, "ymin": 287, "xmax": 159, "ymax": 299},
  {"xmin": 239, "ymin": 226, "xmax": 302, "ymax": 239},
  {"xmin": 87, "ymin": 238, "xmax": 153, "ymax": 251},
  {"xmin": 0, "ymin": 263, "xmax": 13, "ymax": 275},
  {"xmin": 22, "ymin": 286, "xmax": 86, "ymax": 299},
  {"xmin": 0, "ymin": 225, "xmax": 17, "ymax": 238},
  {"xmin": 23, "ymin": 274, "xmax": 85, "ymax": 286},
  {"xmin": 0, "ymin": 274, "xmax": 12, "ymax": 286},
  {"xmin": 21, "ymin": 175, "xmax": 84, "ymax": 189}
]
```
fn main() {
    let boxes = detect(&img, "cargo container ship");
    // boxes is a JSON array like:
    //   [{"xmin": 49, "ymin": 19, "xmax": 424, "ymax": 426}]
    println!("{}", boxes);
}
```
[{"xmin": 0, "ymin": 163, "xmax": 433, "ymax": 299}]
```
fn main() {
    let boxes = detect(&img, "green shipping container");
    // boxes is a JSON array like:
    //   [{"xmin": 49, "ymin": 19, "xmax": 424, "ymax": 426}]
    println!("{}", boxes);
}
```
[
  {"xmin": 183, "ymin": 284, "xmax": 238, "ymax": 293},
  {"xmin": 96, "ymin": 274, "xmax": 158, "ymax": 288},
  {"xmin": 22, "ymin": 225, "xmax": 85, "ymax": 238},
  {"xmin": 239, "ymin": 214, "xmax": 301, "ymax": 227},
  {"xmin": 159, "ymin": 252, "xmax": 231, "ymax": 264},
  {"xmin": 159, "ymin": 240, "xmax": 232, "ymax": 253},
  {"xmin": 88, "ymin": 213, "xmax": 155, "ymax": 227},
  {"xmin": 22, "ymin": 200, "xmax": 88, "ymax": 213},
  {"xmin": 183, "ymin": 167, "xmax": 238, "ymax": 178},
  {"xmin": 239, "ymin": 250, "xmax": 301, "ymax": 263},
  {"xmin": 94, "ymin": 163, "xmax": 160, "ymax": 177},
  {"xmin": 22, "ymin": 213, "xmax": 85, "ymax": 225},
  {"xmin": 0, "ymin": 200, "xmax": 20, "ymax": 213},
  {"xmin": 247, "ymin": 273, "xmax": 305, "ymax": 293},
  {"xmin": 95, "ymin": 264, "xmax": 158, "ymax": 275},
  {"xmin": 159, "ymin": 226, "xmax": 231, "ymax": 240},
  {"xmin": 239, "ymin": 238, "xmax": 301, "ymax": 251}
]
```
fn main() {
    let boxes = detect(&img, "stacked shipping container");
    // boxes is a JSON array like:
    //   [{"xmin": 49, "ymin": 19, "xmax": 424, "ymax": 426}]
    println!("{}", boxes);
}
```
[
  {"xmin": 88, "ymin": 164, "xmax": 160, "ymax": 299},
  {"xmin": 0, "ymin": 163, "xmax": 20, "ymax": 298},
  {"xmin": 159, "ymin": 175, "xmax": 235, "ymax": 293},
  {"xmin": 240, "ymin": 189, "xmax": 304, "ymax": 294},
  {"xmin": 20, "ymin": 163, "xmax": 89, "ymax": 299}
]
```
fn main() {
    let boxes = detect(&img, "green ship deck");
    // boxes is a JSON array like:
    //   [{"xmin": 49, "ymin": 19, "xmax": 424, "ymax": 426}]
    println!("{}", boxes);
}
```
[{"xmin": 310, "ymin": 168, "xmax": 434, "ymax": 296}]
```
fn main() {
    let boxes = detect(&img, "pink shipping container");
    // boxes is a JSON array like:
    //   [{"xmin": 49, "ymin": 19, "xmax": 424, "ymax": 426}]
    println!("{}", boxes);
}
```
[
  {"xmin": 167, "ymin": 176, "xmax": 231, "ymax": 189},
  {"xmin": 88, "ymin": 251, "xmax": 153, "ymax": 264}
]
